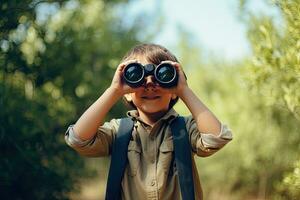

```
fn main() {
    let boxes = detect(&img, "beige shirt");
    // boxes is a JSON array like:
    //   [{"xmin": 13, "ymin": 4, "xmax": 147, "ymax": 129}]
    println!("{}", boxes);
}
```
[{"xmin": 65, "ymin": 109, "xmax": 233, "ymax": 200}]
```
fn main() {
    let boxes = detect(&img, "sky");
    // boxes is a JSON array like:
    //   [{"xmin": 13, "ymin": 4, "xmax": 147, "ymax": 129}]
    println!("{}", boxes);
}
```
[
  {"xmin": 37, "ymin": 0, "xmax": 280, "ymax": 61},
  {"xmin": 127, "ymin": 0, "xmax": 280, "ymax": 61}
]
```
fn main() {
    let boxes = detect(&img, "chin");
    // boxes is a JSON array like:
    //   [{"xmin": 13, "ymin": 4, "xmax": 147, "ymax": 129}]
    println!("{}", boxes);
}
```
[{"xmin": 141, "ymin": 106, "xmax": 168, "ymax": 114}]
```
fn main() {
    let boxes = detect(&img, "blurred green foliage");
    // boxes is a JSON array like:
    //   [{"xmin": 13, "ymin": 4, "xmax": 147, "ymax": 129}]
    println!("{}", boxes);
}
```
[
  {"xmin": 240, "ymin": 0, "xmax": 300, "ymax": 199},
  {"xmin": 0, "ymin": 0, "xmax": 144, "ymax": 199},
  {"xmin": 244, "ymin": 0, "xmax": 300, "ymax": 120},
  {"xmin": 175, "ymin": 45, "xmax": 300, "ymax": 199},
  {"xmin": 276, "ymin": 159, "xmax": 300, "ymax": 198},
  {"xmin": 1, "ymin": 0, "xmax": 299, "ymax": 199},
  {"xmin": 174, "ymin": 0, "xmax": 300, "ymax": 199}
]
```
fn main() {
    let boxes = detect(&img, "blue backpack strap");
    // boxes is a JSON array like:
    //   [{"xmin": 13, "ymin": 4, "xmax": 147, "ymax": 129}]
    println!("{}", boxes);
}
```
[
  {"xmin": 170, "ymin": 116, "xmax": 195, "ymax": 200},
  {"xmin": 105, "ymin": 118, "xmax": 134, "ymax": 200}
]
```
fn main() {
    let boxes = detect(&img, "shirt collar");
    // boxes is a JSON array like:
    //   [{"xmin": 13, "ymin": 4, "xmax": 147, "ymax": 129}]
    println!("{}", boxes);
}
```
[{"xmin": 126, "ymin": 108, "xmax": 179, "ymax": 124}]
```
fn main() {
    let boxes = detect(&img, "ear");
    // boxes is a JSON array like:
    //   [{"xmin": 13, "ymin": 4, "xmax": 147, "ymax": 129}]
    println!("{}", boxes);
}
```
[
  {"xmin": 171, "ymin": 94, "xmax": 177, "ymax": 100},
  {"xmin": 124, "ymin": 93, "xmax": 133, "ymax": 102}
]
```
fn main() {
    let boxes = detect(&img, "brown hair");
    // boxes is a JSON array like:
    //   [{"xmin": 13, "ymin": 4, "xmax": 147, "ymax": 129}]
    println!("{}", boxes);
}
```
[
  {"xmin": 122, "ymin": 43, "xmax": 178, "ymax": 64},
  {"xmin": 122, "ymin": 43, "xmax": 179, "ymax": 109}
]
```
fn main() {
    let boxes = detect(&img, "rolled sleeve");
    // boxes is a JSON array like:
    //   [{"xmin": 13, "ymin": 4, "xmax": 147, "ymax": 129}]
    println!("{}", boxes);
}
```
[
  {"xmin": 64, "ymin": 119, "xmax": 120, "ymax": 157},
  {"xmin": 185, "ymin": 116, "xmax": 233, "ymax": 157},
  {"xmin": 65, "ymin": 125, "xmax": 91, "ymax": 147}
]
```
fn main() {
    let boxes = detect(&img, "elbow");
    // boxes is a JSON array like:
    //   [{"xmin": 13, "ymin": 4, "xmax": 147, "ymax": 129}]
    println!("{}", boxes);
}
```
[{"xmin": 196, "ymin": 148, "xmax": 219, "ymax": 157}]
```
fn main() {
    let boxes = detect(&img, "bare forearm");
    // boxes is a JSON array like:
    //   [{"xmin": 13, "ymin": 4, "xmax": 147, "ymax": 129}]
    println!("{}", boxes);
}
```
[
  {"xmin": 179, "ymin": 87, "xmax": 221, "ymax": 136},
  {"xmin": 73, "ymin": 87, "xmax": 121, "ymax": 140}
]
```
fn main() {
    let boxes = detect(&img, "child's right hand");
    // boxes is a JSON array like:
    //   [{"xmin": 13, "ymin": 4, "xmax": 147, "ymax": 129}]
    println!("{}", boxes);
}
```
[{"xmin": 109, "ymin": 60, "xmax": 143, "ymax": 96}]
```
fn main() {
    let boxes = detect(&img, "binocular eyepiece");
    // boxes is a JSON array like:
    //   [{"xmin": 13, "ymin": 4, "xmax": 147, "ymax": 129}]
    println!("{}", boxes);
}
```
[{"xmin": 123, "ymin": 62, "xmax": 178, "ymax": 88}]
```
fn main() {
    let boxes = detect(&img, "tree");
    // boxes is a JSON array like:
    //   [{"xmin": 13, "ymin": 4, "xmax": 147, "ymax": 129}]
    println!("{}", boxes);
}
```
[
  {"xmin": 173, "ymin": 16, "xmax": 300, "ymax": 198},
  {"xmin": 0, "ymin": 0, "xmax": 146, "ymax": 199},
  {"xmin": 239, "ymin": 0, "xmax": 300, "ymax": 198}
]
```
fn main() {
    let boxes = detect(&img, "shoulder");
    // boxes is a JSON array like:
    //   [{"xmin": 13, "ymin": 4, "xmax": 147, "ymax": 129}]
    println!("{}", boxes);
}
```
[
  {"xmin": 99, "ymin": 118, "xmax": 122, "ymax": 133},
  {"xmin": 175, "ymin": 115, "xmax": 197, "ymax": 131},
  {"xmin": 102, "ymin": 117, "xmax": 135, "ymax": 130},
  {"xmin": 179, "ymin": 115, "xmax": 194, "ymax": 125},
  {"xmin": 169, "ymin": 115, "xmax": 194, "ymax": 126}
]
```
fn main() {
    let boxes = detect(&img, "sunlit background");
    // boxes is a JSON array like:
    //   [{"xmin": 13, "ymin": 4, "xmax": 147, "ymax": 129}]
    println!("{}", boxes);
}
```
[{"xmin": 1, "ymin": 0, "xmax": 299, "ymax": 200}]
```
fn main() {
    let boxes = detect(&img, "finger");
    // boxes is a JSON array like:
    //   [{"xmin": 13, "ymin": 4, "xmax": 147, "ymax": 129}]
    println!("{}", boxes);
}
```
[
  {"xmin": 160, "ymin": 60, "xmax": 174, "ymax": 65},
  {"xmin": 160, "ymin": 61, "xmax": 182, "ymax": 71},
  {"xmin": 160, "ymin": 60, "xmax": 179, "ymax": 65},
  {"xmin": 117, "ymin": 59, "xmax": 138, "ymax": 71},
  {"xmin": 165, "ymin": 62, "xmax": 186, "ymax": 81},
  {"xmin": 121, "ymin": 59, "xmax": 138, "ymax": 67},
  {"xmin": 172, "ymin": 62, "xmax": 182, "ymax": 71}
]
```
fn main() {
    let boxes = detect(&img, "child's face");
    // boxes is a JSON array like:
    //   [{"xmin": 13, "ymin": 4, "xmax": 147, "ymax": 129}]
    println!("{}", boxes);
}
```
[{"xmin": 124, "ymin": 56, "xmax": 177, "ymax": 116}]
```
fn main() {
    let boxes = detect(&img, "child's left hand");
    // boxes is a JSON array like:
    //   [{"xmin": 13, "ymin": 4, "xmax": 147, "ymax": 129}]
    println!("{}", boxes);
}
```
[{"xmin": 159, "ymin": 61, "xmax": 189, "ymax": 98}]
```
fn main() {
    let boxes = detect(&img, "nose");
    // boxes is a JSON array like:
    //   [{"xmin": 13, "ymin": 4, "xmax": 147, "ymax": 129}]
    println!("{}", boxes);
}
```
[{"xmin": 144, "ymin": 75, "xmax": 157, "ymax": 88}]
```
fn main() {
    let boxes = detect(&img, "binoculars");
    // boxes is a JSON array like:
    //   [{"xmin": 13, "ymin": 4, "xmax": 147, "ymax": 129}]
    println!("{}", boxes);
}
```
[{"xmin": 123, "ymin": 62, "xmax": 178, "ymax": 88}]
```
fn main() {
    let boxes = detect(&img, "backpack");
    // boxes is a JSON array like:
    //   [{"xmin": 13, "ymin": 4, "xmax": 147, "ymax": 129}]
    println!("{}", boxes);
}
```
[{"xmin": 105, "ymin": 116, "xmax": 195, "ymax": 200}]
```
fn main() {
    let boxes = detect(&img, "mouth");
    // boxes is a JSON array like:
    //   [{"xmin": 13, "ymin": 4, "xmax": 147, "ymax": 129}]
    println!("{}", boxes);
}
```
[{"xmin": 141, "ymin": 95, "xmax": 161, "ymax": 100}]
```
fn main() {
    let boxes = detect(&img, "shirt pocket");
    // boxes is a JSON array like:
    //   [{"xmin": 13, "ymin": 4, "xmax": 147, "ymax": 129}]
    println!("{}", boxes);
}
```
[
  {"xmin": 127, "ymin": 141, "xmax": 142, "ymax": 176},
  {"xmin": 158, "ymin": 139, "xmax": 174, "ymax": 175}
]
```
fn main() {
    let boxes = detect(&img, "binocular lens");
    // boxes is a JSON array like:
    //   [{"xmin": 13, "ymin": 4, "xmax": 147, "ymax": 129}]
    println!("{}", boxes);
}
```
[
  {"xmin": 124, "ymin": 64, "xmax": 144, "ymax": 82},
  {"xmin": 156, "ymin": 64, "xmax": 176, "ymax": 83},
  {"xmin": 123, "ymin": 62, "xmax": 178, "ymax": 88}
]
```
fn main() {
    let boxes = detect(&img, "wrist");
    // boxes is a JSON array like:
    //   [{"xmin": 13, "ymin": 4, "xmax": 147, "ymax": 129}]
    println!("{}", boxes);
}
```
[
  {"xmin": 107, "ymin": 86, "xmax": 123, "ymax": 99},
  {"xmin": 177, "ymin": 85, "xmax": 190, "ymax": 99}
]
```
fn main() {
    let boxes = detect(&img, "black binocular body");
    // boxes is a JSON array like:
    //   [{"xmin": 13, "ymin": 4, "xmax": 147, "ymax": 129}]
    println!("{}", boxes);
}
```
[{"xmin": 123, "ymin": 62, "xmax": 178, "ymax": 88}]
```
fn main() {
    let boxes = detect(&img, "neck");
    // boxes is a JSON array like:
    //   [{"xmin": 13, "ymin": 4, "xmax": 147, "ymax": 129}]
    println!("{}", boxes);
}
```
[{"xmin": 137, "ymin": 109, "xmax": 168, "ymax": 126}]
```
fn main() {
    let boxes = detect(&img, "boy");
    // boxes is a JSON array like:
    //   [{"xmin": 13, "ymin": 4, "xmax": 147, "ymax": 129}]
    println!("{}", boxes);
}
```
[{"xmin": 65, "ymin": 43, "xmax": 233, "ymax": 200}]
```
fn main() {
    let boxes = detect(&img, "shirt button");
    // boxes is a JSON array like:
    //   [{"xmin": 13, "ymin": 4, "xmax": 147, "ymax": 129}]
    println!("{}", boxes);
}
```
[
  {"xmin": 151, "ymin": 181, "xmax": 155, "ymax": 186},
  {"xmin": 151, "ymin": 180, "xmax": 156, "ymax": 186}
]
